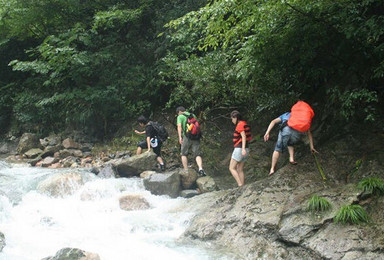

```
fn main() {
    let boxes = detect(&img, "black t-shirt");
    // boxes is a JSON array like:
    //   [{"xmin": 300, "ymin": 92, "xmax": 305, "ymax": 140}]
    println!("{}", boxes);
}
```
[{"xmin": 145, "ymin": 124, "xmax": 157, "ymax": 139}]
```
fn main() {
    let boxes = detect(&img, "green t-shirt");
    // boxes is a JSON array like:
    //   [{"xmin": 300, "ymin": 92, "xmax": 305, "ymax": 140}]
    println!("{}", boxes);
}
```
[{"xmin": 177, "ymin": 111, "xmax": 197, "ymax": 135}]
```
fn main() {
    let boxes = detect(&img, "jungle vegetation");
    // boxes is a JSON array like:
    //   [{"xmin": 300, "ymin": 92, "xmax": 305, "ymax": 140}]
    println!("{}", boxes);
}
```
[{"xmin": 0, "ymin": 0, "xmax": 383, "ymax": 138}]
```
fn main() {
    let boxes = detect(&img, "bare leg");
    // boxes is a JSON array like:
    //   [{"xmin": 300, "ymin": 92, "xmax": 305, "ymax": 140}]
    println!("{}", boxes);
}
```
[
  {"xmin": 270, "ymin": 150, "xmax": 280, "ymax": 175},
  {"xmin": 237, "ymin": 161, "xmax": 246, "ymax": 186},
  {"xmin": 287, "ymin": 146, "xmax": 295, "ymax": 163},
  {"xmin": 229, "ymin": 159, "xmax": 242, "ymax": 186},
  {"xmin": 157, "ymin": 156, "xmax": 164, "ymax": 165},
  {"xmin": 136, "ymin": 147, "xmax": 142, "ymax": 155},
  {"xmin": 181, "ymin": 155, "xmax": 188, "ymax": 170},
  {"xmin": 196, "ymin": 156, "xmax": 203, "ymax": 170}
]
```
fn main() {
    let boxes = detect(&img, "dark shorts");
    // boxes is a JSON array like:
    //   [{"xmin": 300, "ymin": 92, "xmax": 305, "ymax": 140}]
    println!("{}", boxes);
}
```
[
  {"xmin": 274, "ymin": 126, "xmax": 303, "ymax": 153},
  {"xmin": 138, "ymin": 140, "xmax": 162, "ymax": 157},
  {"xmin": 180, "ymin": 137, "xmax": 201, "ymax": 157}
]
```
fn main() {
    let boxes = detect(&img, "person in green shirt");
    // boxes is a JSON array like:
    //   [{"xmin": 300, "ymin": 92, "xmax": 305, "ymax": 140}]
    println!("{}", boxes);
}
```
[{"xmin": 176, "ymin": 106, "xmax": 206, "ymax": 176}]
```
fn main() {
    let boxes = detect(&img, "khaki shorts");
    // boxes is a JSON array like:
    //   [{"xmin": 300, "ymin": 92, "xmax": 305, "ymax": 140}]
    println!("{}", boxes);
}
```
[
  {"xmin": 231, "ymin": 148, "xmax": 249, "ymax": 162},
  {"xmin": 181, "ymin": 137, "xmax": 201, "ymax": 157}
]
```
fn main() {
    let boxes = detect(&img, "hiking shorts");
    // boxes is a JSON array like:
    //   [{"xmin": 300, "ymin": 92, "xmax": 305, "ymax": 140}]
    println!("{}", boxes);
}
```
[
  {"xmin": 231, "ymin": 147, "xmax": 249, "ymax": 162},
  {"xmin": 180, "ymin": 137, "xmax": 201, "ymax": 157},
  {"xmin": 274, "ymin": 126, "xmax": 303, "ymax": 153},
  {"xmin": 138, "ymin": 140, "xmax": 162, "ymax": 157}
]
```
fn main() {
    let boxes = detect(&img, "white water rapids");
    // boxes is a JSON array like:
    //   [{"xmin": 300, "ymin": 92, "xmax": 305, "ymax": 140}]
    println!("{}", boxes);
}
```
[{"xmin": 0, "ymin": 161, "xmax": 235, "ymax": 260}]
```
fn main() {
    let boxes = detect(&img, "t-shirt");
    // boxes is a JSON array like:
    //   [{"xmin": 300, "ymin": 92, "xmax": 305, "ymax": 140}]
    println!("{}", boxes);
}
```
[
  {"xmin": 176, "ymin": 112, "xmax": 197, "ymax": 136},
  {"xmin": 145, "ymin": 124, "xmax": 157, "ymax": 139},
  {"xmin": 279, "ymin": 112, "xmax": 291, "ymax": 125}
]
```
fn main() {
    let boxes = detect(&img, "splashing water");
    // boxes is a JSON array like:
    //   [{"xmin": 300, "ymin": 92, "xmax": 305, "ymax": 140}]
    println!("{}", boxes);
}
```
[{"xmin": 0, "ymin": 161, "xmax": 235, "ymax": 260}]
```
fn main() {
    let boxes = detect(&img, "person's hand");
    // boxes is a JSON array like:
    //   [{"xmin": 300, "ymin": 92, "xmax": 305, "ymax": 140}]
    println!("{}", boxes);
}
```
[
  {"xmin": 264, "ymin": 133, "xmax": 269, "ymax": 142},
  {"xmin": 179, "ymin": 137, "xmax": 183, "ymax": 145},
  {"xmin": 242, "ymin": 149, "xmax": 247, "ymax": 156},
  {"xmin": 134, "ymin": 130, "xmax": 140, "ymax": 134},
  {"xmin": 146, "ymin": 149, "xmax": 151, "ymax": 153}
]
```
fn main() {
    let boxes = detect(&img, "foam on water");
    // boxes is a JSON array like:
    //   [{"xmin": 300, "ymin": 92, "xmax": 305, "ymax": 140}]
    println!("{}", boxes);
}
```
[{"xmin": 0, "ymin": 162, "xmax": 236, "ymax": 260}]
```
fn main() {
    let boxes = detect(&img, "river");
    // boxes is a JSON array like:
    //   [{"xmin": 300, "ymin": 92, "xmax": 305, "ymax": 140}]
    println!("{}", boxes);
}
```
[{"xmin": 0, "ymin": 161, "xmax": 235, "ymax": 260}]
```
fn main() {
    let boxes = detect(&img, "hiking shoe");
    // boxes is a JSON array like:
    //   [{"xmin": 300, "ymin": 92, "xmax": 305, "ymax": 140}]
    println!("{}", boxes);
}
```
[
  {"xmin": 160, "ymin": 164, "xmax": 165, "ymax": 172},
  {"xmin": 198, "ymin": 169, "xmax": 206, "ymax": 177}
]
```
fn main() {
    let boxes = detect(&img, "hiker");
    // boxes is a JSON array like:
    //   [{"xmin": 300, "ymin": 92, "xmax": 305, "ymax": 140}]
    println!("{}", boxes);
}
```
[
  {"xmin": 176, "ymin": 106, "xmax": 206, "ymax": 176},
  {"xmin": 229, "ymin": 110, "xmax": 252, "ymax": 187},
  {"xmin": 134, "ymin": 115, "xmax": 165, "ymax": 171},
  {"xmin": 264, "ymin": 101, "xmax": 318, "ymax": 176}
]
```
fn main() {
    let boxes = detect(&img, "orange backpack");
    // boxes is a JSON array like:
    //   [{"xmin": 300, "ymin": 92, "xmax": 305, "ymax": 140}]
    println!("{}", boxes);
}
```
[{"xmin": 287, "ymin": 101, "xmax": 314, "ymax": 132}]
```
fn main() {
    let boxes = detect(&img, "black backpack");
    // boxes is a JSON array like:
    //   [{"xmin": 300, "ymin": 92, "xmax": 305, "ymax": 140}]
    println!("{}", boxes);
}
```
[{"xmin": 150, "ymin": 121, "xmax": 169, "ymax": 142}]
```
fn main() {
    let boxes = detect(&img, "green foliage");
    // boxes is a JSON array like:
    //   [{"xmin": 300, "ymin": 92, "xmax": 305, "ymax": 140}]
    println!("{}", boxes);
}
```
[
  {"xmin": 307, "ymin": 195, "xmax": 332, "ymax": 212},
  {"xmin": 334, "ymin": 205, "xmax": 369, "ymax": 225},
  {"xmin": 358, "ymin": 177, "xmax": 384, "ymax": 195}
]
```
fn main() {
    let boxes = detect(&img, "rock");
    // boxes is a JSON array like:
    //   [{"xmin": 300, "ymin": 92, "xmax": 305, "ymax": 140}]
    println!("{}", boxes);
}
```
[
  {"xmin": 41, "ymin": 157, "xmax": 59, "ymax": 167},
  {"xmin": 112, "ymin": 152, "xmax": 157, "ymax": 177},
  {"xmin": 97, "ymin": 164, "xmax": 116, "ymax": 178},
  {"xmin": 17, "ymin": 133, "xmax": 41, "ymax": 154},
  {"xmin": 24, "ymin": 148, "xmax": 43, "ymax": 159},
  {"xmin": 119, "ymin": 195, "xmax": 151, "ymax": 211},
  {"xmin": 143, "ymin": 170, "xmax": 181, "ymax": 198},
  {"xmin": 179, "ymin": 169, "xmax": 198, "ymax": 189},
  {"xmin": 0, "ymin": 140, "xmax": 18, "ymax": 154},
  {"xmin": 41, "ymin": 145, "xmax": 61, "ymax": 158},
  {"xmin": 180, "ymin": 189, "xmax": 200, "ymax": 198},
  {"xmin": 140, "ymin": 170, "xmax": 156, "ymax": 178},
  {"xmin": 196, "ymin": 176, "xmax": 218, "ymax": 193},
  {"xmin": 62, "ymin": 138, "xmax": 80, "ymax": 149},
  {"xmin": 0, "ymin": 232, "xmax": 5, "ymax": 252},
  {"xmin": 41, "ymin": 247, "xmax": 100, "ymax": 260},
  {"xmin": 37, "ymin": 172, "xmax": 86, "ymax": 197}
]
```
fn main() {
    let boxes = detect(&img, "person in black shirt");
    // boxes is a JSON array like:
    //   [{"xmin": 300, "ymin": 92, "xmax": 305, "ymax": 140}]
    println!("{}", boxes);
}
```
[{"xmin": 134, "ymin": 115, "xmax": 165, "ymax": 171}]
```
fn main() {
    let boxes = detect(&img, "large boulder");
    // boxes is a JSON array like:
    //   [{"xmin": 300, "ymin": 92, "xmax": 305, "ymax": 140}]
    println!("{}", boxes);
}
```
[
  {"xmin": 143, "ymin": 170, "xmax": 181, "ymax": 198},
  {"xmin": 41, "ymin": 247, "xmax": 100, "ymax": 260},
  {"xmin": 62, "ymin": 138, "xmax": 80, "ymax": 149},
  {"xmin": 17, "ymin": 133, "xmax": 41, "ymax": 154},
  {"xmin": 37, "ymin": 172, "xmax": 87, "ymax": 197},
  {"xmin": 196, "ymin": 176, "xmax": 218, "ymax": 193},
  {"xmin": 179, "ymin": 169, "xmax": 198, "ymax": 189},
  {"xmin": 119, "ymin": 195, "xmax": 151, "ymax": 211},
  {"xmin": 112, "ymin": 152, "xmax": 157, "ymax": 177}
]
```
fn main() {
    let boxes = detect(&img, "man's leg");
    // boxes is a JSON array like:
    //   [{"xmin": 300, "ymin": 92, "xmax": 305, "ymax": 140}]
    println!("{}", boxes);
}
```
[
  {"xmin": 181, "ymin": 155, "xmax": 188, "ymax": 170},
  {"xmin": 196, "ymin": 156, "xmax": 203, "ymax": 170},
  {"xmin": 270, "ymin": 150, "xmax": 280, "ymax": 175},
  {"xmin": 136, "ymin": 147, "xmax": 142, "ymax": 155},
  {"xmin": 287, "ymin": 146, "xmax": 296, "ymax": 164}
]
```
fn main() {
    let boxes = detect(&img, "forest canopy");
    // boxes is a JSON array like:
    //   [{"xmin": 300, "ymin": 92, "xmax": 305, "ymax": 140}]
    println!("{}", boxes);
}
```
[{"xmin": 0, "ymin": 0, "xmax": 383, "ymax": 138}]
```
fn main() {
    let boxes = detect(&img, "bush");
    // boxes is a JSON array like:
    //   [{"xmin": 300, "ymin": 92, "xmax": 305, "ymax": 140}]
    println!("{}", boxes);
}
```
[
  {"xmin": 307, "ymin": 195, "xmax": 332, "ymax": 212},
  {"xmin": 358, "ymin": 177, "xmax": 384, "ymax": 195},
  {"xmin": 334, "ymin": 205, "xmax": 369, "ymax": 225}
]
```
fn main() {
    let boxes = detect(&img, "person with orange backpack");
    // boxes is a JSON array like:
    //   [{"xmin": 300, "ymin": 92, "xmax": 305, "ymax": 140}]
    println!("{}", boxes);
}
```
[
  {"xmin": 229, "ymin": 110, "xmax": 252, "ymax": 186},
  {"xmin": 264, "ymin": 101, "xmax": 318, "ymax": 176}
]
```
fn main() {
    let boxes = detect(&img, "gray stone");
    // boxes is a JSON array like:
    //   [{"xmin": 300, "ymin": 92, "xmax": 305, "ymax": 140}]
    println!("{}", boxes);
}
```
[
  {"xmin": 37, "ymin": 172, "xmax": 85, "ymax": 197},
  {"xmin": 41, "ymin": 247, "xmax": 100, "ymax": 260},
  {"xmin": 17, "ymin": 133, "xmax": 41, "ymax": 154},
  {"xmin": 180, "ymin": 189, "xmax": 200, "ymax": 198},
  {"xmin": 97, "ymin": 164, "xmax": 116, "ymax": 178},
  {"xmin": 112, "ymin": 152, "xmax": 157, "ymax": 177},
  {"xmin": 196, "ymin": 176, "xmax": 218, "ymax": 193},
  {"xmin": 119, "ymin": 195, "xmax": 151, "ymax": 211},
  {"xmin": 143, "ymin": 171, "xmax": 181, "ymax": 198},
  {"xmin": 179, "ymin": 169, "xmax": 198, "ymax": 189},
  {"xmin": 24, "ymin": 148, "xmax": 43, "ymax": 159},
  {"xmin": 41, "ymin": 157, "xmax": 59, "ymax": 167}
]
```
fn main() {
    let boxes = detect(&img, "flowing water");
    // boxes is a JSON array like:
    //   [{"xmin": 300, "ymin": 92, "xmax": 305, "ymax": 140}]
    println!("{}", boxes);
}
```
[{"xmin": 0, "ymin": 161, "xmax": 235, "ymax": 260}]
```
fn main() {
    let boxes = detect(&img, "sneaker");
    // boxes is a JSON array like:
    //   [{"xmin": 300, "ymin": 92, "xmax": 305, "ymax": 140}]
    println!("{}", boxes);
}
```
[
  {"xmin": 160, "ymin": 164, "xmax": 165, "ymax": 172},
  {"xmin": 198, "ymin": 169, "xmax": 206, "ymax": 177}
]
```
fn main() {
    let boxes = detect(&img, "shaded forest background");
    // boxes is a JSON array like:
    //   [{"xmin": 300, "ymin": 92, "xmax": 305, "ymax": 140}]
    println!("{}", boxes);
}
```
[{"xmin": 0, "ymin": 0, "xmax": 383, "ymax": 139}]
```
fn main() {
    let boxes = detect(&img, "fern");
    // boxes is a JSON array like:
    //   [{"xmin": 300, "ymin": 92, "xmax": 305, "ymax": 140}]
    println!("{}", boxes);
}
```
[
  {"xmin": 358, "ymin": 177, "xmax": 384, "ymax": 195},
  {"xmin": 334, "ymin": 205, "xmax": 369, "ymax": 225},
  {"xmin": 307, "ymin": 195, "xmax": 332, "ymax": 212}
]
